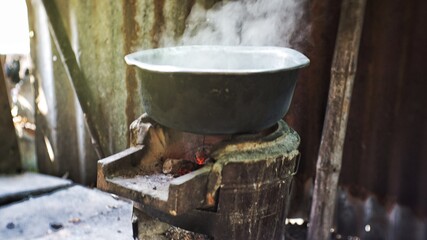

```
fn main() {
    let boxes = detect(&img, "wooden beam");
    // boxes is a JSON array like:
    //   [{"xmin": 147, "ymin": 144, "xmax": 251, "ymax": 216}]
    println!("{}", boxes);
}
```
[
  {"xmin": 307, "ymin": 0, "xmax": 367, "ymax": 239},
  {"xmin": 0, "ymin": 56, "xmax": 21, "ymax": 173},
  {"xmin": 41, "ymin": 0, "xmax": 105, "ymax": 159}
]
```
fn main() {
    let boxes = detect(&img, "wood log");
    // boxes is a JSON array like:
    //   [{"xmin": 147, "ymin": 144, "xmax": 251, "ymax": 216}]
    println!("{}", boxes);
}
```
[{"xmin": 162, "ymin": 158, "xmax": 198, "ymax": 177}]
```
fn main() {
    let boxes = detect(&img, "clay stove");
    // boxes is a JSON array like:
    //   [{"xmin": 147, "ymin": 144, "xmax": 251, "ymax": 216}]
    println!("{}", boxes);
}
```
[{"xmin": 97, "ymin": 46, "xmax": 309, "ymax": 239}]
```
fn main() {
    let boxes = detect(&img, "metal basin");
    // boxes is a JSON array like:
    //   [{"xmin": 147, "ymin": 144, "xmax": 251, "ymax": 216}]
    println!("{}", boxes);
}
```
[{"xmin": 125, "ymin": 45, "xmax": 309, "ymax": 134}]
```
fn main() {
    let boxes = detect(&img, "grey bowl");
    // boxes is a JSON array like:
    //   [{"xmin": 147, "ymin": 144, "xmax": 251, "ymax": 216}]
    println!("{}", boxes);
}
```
[{"xmin": 125, "ymin": 45, "xmax": 309, "ymax": 134}]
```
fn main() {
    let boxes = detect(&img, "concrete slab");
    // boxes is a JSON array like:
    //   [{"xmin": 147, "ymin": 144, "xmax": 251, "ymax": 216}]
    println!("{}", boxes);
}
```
[
  {"xmin": 0, "ymin": 173, "xmax": 72, "ymax": 205},
  {"xmin": 0, "ymin": 185, "xmax": 133, "ymax": 240}
]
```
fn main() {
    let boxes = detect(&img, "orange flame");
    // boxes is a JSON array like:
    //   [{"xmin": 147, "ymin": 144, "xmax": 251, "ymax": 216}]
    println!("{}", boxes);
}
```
[{"xmin": 195, "ymin": 149, "xmax": 207, "ymax": 165}]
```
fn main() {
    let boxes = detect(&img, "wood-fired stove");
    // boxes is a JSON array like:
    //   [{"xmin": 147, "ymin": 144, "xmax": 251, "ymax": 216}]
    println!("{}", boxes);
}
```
[{"xmin": 97, "ymin": 115, "xmax": 300, "ymax": 240}]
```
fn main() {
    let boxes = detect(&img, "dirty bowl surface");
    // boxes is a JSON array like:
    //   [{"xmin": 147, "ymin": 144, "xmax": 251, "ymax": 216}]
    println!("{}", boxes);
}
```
[{"xmin": 125, "ymin": 45, "xmax": 309, "ymax": 134}]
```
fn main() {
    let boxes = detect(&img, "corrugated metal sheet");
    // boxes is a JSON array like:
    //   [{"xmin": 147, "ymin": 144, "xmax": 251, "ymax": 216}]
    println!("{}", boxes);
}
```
[
  {"xmin": 336, "ymin": 188, "xmax": 427, "ymax": 240},
  {"xmin": 286, "ymin": 0, "xmax": 427, "ymax": 238},
  {"xmin": 27, "ymin": 0, "xmax": 427, "ymax": 237},
  {"xmin": 340, "ymin": 0, "xmax": 427, "ymax": 216},
  {"xmin": 27, "ymin": 0, "xmax": 204, "ymax": 184}
]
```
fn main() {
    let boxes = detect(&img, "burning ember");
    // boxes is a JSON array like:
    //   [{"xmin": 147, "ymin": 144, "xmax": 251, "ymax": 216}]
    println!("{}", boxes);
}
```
[
  {"xmin": 195, "ymin": 147, "xmax": 208, "ymax": 165},
  {"xmin": 162, "ymin": 147, "xmax": 210, "ymax": 177},
  {"xmin": 162, "ymin": 136, "xmax": 212, "ymax": 177}
]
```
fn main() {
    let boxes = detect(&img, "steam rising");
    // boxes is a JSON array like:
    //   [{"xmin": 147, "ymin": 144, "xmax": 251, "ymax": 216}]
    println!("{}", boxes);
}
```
[{"xmin": 162, "ymin": 0, "xmax": 307, "ymax": 48}]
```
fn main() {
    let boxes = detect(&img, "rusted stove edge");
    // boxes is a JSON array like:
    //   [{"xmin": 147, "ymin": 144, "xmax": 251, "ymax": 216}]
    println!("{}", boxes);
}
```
[
  {"xmin": 97, "ymin": 146, "xmax": 213, "ymax": 215},
  {"xmin": 166, "ymin": 166, "xmax": 212, "ymax": 215},
  {"xmin": 97, "ymin": 146, "xmax": 145, "ymax": 190}
]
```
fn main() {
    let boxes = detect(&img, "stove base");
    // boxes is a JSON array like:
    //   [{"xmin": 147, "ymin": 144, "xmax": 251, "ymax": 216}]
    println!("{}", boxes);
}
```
[{"xmin": 97, "ymin": 118, "xmax": 300, "ymax": 240}]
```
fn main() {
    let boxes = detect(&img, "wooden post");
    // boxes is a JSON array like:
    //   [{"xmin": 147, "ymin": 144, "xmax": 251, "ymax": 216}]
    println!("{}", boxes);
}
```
[
  {"xmin": 0, "ymin": 56, "xmax": 22, "ymax": 173},
  {"xmin": 307, "ymin": 0, "xmax": 366, "ymax": 239},
  {"xmin": 41, "ymin": 0, "xmax": 105, "ymax": 159}
]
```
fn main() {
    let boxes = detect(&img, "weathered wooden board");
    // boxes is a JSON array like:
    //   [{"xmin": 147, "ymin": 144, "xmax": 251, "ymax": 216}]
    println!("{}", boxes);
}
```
[
  {"xmin": 0, "ymin": 173, "xmax": 71, "ymax": 205},
  {"xmin": 0, "ymin": 185, "xmax": 132, "ymax": 240}
]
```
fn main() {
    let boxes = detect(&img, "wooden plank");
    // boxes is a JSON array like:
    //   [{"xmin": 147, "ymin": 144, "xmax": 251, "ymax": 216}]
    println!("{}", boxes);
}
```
[
  {"xmin": 0, "ymin": 56, "xmax": 21, "ymax": 173},
  {"xmin": 0, "ymin": 173, "xmax": 72, "ymax": 205},
  {"xmin": 307, "ymin": 0, "xmax": 367, "ymax": 239},
  {"xmin": 0, "ymin": 185, "xmax": 132, "ymax": 240},
  {"xmin": 41, "ymin": 0, "xmax": 105, "ymax": 159}
]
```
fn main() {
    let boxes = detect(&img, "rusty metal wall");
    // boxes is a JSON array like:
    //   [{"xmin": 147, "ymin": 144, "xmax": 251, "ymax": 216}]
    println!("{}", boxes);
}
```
[
  {"xmin": 27, "ymin": 0, "xmax": 427, "ymax": 235},
  {"xmin": 286, "ymin": 0, "xmax": 427, "ymax": 237},
  {"xmin": 340, "ymin": 0, "xmax": 427, "ymax": 218},
  {"xmin": 27, "ymin": 0, "xmax": 94, "ymax": 183},
  {"xmin": 27, "ymin": 0, "xmax": 213, "ymax": 184}
]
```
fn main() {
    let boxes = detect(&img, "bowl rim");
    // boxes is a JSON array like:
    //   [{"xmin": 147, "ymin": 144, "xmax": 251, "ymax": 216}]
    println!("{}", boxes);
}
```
[{"xmin": 124, "ymin": 45, "xmax": 310, "ymax": 75}]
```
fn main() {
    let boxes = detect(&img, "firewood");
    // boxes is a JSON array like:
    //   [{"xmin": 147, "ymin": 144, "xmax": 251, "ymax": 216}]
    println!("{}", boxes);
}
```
[{"xmin": 162, "ymin": 159, "xmax": 198, "ymax": 177}]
